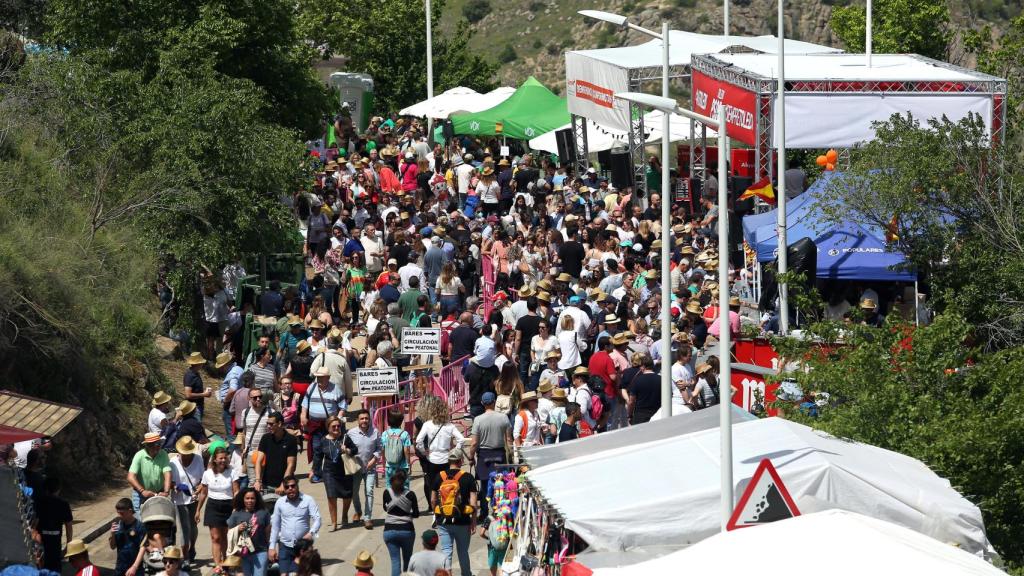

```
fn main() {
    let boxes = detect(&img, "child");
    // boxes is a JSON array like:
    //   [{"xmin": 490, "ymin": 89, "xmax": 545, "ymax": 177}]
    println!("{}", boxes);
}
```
[
  {"xmin": 380, "ymin": 410, "xmax": 413, "ymax": 490},
  {"xmin": 109, "ymin": 498, "xmax": 147, "ymax": 576},
  {"xmin": 537, "ymin": 350, "xmax": 566, "ymax": 390}
]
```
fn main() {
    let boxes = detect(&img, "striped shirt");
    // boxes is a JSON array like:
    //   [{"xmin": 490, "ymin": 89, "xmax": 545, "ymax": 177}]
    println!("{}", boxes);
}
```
[{"xmin": 248, "ymin": 362, "xmax": 276, "ymax": 392}]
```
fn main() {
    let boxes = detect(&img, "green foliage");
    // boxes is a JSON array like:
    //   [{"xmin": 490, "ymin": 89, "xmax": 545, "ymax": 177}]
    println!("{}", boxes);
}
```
[
  {"xmin": 964, "ymin": 15, "xmax": 1024, "ymax": 156},
  {"xmin": 463, "ymin": 0, "xmax": 492, "ymax": 23},
  {"xmin": 528, "ymin": 1, "xmax": 546, "ymax": 14},
  {"xmin": 673, "ymin": 0, "xmax": 698, "ymax": 8},
  {"xmin": 830, "ymin": 0, "xmax": 950, "ymax": 59},
  {"xmin": 779, "ymin": 314, "xmax": 1024, "ymax": 565},
  {"xmin": 498, "ymin": 44, "xmax": 518, "ymax": 64},
  {"xmin": 299, "ymin": 0, "xmax": 497, "ymax": 114},
  {"xmin": 46, "ymin": 0, "xmax": 332, "ymax": 135}
]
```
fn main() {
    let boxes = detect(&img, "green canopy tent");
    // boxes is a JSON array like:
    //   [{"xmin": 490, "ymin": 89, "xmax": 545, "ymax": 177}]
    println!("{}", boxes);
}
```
[{"xmin": 450, "ymin": 76, "xmax": 569, "ymax": 141}]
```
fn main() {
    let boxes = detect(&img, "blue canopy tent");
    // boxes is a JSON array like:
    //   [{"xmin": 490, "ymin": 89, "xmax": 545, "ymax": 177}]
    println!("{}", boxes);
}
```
[{"xmin": 744, "ymin": 171, "xmax": 916, "ymax": 282}]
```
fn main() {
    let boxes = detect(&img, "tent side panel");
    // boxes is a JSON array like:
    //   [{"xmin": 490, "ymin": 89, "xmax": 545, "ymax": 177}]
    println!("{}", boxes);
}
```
[{"xmin": 566, "ymin": 52, "xmax": 632, "ymax": 132}]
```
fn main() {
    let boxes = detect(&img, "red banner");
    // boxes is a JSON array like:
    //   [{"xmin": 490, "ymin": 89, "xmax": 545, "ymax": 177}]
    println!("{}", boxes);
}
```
[{"xmin": 692, "ymin": 70, "xmax": 758, "ymax": 146}]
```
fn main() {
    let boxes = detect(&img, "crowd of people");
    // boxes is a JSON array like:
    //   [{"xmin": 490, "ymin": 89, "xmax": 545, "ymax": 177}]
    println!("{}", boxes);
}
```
[{"xmin": 3, "ymin": 109, "xmax": 918, "ymax": 576}]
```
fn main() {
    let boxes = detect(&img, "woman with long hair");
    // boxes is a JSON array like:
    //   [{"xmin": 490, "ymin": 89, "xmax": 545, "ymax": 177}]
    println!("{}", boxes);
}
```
[
  {"xmin": 436, "ymin": 262, "xmax": 464, "ymax": 318},
  {"xmin": 345, "ymin": 252, "xmax": 367, "ymax": 325},
  {"xmin": 194, "ymin": 447, "xmax": 238, "ymax": 569},
  {"xmin": 556, "ymin": 315, "xmax": 584, "ymax": 374},
  {"xmin": 414, "ymin": 398, "xmax": 464, "ymax": 506},
  {"xmin": 529, "ymin": 321, "xmax": 559, "ymax": 390},
  {"xmin": 476, "ymin": 166, "xmax": 501, "ymax": 216},
  {"xmin": 227, "ymin": 488, "xmax": 271, "ymax": 576},
  {"xmin": 321, "ymin": 416, "xmax": 359, "ymax": 531},
  {"xmin": 494, "ymin": 362, "xmax": 525, "ymax": 416}
]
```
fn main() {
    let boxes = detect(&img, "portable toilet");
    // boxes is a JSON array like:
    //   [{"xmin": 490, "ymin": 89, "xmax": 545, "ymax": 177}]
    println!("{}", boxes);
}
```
[{"xmin": 329, "ymin": 72, "xmax": 374, "ymax": 133}]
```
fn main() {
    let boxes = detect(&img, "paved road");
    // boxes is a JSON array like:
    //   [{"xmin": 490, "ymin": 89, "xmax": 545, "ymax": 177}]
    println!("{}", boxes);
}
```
[{"xmin": 85, "ymin": 455, "xmax": 490, "ymax": 576}]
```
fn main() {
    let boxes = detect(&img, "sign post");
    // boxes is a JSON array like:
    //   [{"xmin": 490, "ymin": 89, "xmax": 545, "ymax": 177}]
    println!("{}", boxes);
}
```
[
  {"xmin": 356, "ymin": 367, "xmax": 400, "ymax": 397},
  {"xmin": 400, "ymin": 328, "xmax": 442, "ymax": 356}
]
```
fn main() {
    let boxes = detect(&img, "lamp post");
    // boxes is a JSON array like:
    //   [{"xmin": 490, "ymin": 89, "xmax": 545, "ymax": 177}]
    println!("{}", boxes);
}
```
[
  {"xmin": 426, "ymin": 0, "xmax": 435, "ymax": 136},
  {"xmin": 614, "ymin": 92, "xmax": 732, "ymax": 531},
  {"xmin": 776, "ymin": 0, "xmax": 789, "ymax": 335},
  {"xmin": 580, "ymin": 9, "xmax": 674, "ymax": 417}
]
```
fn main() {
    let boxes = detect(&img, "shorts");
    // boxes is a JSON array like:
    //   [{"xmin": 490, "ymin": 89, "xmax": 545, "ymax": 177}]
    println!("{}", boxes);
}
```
[
  {"xmin": 205, "ymin": 320, "xmax": 222, "ymax": 338},
  {"xmin": 204, "ymin": 498, "xmax": 233, "ymax": 527},
  {"xmin": 488, "ymin": 544, "xmax": 509, "ymax": 569}
]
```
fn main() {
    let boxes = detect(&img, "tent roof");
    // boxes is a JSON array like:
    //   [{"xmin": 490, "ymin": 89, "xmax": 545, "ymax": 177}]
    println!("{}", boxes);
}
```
[
  {"xmin": 593, "ymin": 510, "xmax": 1005, "ymax": 576},
  {"xmin": 527, "ymin": 109, "xmax": 717, "ymax": 154},
  {"xmin": 568, "ymin": 31, "xmax": 840, "ymax": 70},
  {"xmin": 450, "ymin": 76, "xmax": 569, "ymax": 140},
  {"xmin": 521, "ymin": 406, "xmax": 753, "ymax": 469},
  {"xmin": 525, "ymin": 417, "xmax": 990, "ymax": 556},
  {"xmin": 710, "ymin": 52, "xmax": 1002, "ymax": 82},
  {"xmin": 398, "ymin": 86, "xmax": 515, "ymax": 119},
  {"xmin": 743, "ymin": 172, "xmax": 916, "ymax": 281},
  {"xmin": 0, "ymin": 391, "xmax": 81, "ymax": 438}
]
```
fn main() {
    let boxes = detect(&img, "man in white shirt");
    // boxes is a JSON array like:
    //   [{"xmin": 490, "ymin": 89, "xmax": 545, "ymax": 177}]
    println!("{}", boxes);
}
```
[
  {"xmin": 509, "ymin": 286, "xmax": 533, "ymax": 322},
  {"xmin": 169, "ymin": 437, "xmax": 205, "ymax": 564},
  {"xmin": 567, "ymin": 369, "xmax": 596, "ymax": 430},
  {"xmin": 398, "ymin": 253, "xmax": 427, "ymax": 293},
  {"xmin": 557, "ymin": 297, "xmax": 591, "ymax": 339},
  {"xmin": 455, "ymin": 154, "xmax": 475, "ymax": 209},
  {"xmin": 149, "ymin": 391, "xmax": 174, "ymax": 434},
  {"xmin": 360, "ymin": 224, "xmax": 385, "ymax": 276}
]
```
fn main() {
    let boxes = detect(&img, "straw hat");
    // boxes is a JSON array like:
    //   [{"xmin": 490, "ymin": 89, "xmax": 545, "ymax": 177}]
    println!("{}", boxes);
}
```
[
  {"xmin": 214, "ymin": 351, "xmax": 234, "ymax": 370},
  {"xmin": 152, "ymin": 391, "xmax": 173, "ymax": 407},
  {"xmin": 611, "ymin": 333, "xmax": 629, "ymax": 346},
  {"xmin": 686, "ymin": 301, "xmax": 704, "ymax": 315},
  {"xmin": 574, "ymin": 367, "xmax": 589, "ymax": 377},
  {"xmin": 232, "ymin": 432, "xmax": 245, "ymax": 446},
  {"xmin": 729, "ymin": 296, "xmax": 741, "ymax": 307},
  {"xmin": 288, "ymin": 316, "xmax": 304, "ymax": 327},
  {"xmin": 186, "ymin": 352, "xmax": 206, "ymax": 365},
  {"xmin": 537, "ymin": 279, "xmax": 553, "ymax": 291},
  {"xmin": 860, "ymin": 298, "xmax": 878, "ymax": 310},
  {"xmin": 498, "ymin": 158, "xmax": 510, "ymax": 166},
  {"xmin": 552, "ymin": 388, "xmax": 568, "ymax": 402},
  {"xmin": 175, "ymin": 436, "xmax": 201, "ymax": 455},
  {"xmin": 142, "ymin": 432, "xmax": 163, "ymax": 445},
  {"xmin": 671, "ymin": 223, "xmax": 686, "ymax": 234},
  {"xmin": 481, "ymin": 166, "xmax": 495, "ymax": 176},
  {"xmin": 595, "ymin": 292, "xmax": 608, "ymax": 303},
  {"xmin": 556, "ymin": 272, "xmax": 572, "ymax": 283},
  {"xmin": 680, "ymin": 246, "xmax": 695, "ymax": 255},
  {"xmin": 519, "ymin": 286, "xmax": 536, "ymax": 298},
  {"xmin": 545, "ymin": 349, "xmax": 561, "ymax": 360},
  {"xmin": 353, "ymin": 551, "xmax": 374, "ymax": 570},
  {"xmin": 603, "ymin": 314, "xmax": 620, "ymax": 325},
  {"xmin": 537, "ymin": 291, "xmax": 551, "ymax": 302},
  {"xmin": 538, "ymin": 380, "xmax": 554, "ymax": 394},
  {"xmin": 643, "ymin": 269, "xmax": 659, "ymax": 279},
  {"xmin": 220, "ymin": 555, "xmax": 241, "ymax": 568},
  {"xmin": 64, "ymin": 540, "xmax": 88, "ymax": 559},
  {"xmin": 520, "ymin": 391, "xmax": 538, "ymax": 403},
  {"xmin": 177, "ymin": 400, "xmax": 197, "ymax": 417},
  {"xmin": 696, "ymin": 362, "xmax": 713, "ymax": 375},
  {"xmin": 162, "ymin": 546, "xmax": 183, "ymax": 560},
  {"xmin": 313, "ymin": 366, "xmax": 331, "ymax": 378},
  {"xmin": 651, "ymin": 239, "xmax": 663, "ymax": 249},
  {"xmin": 296, "ymin": 340, "xmax": 311, "ymax": 354},
  {"xmin": 309, "ymin": 319, "xmax": 325, "ymax": 329}
]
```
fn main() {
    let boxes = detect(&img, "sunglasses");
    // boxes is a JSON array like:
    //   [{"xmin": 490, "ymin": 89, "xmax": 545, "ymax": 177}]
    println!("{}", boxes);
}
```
[
  {"xmin": 285, "ymin": 484, "xmax": 298, "ymax": 490},
  {"xmin": 164, "ymin": 559, "xmax": 180, "ymax": 565},
  {"xmin": 250, "ymin": 396, "xmax": 262, "ymax": 401}
]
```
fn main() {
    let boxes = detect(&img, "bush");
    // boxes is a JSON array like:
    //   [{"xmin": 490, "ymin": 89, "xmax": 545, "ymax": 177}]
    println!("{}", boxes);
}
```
[
  {"xmin": 498, "ymin": 44, "xmax": 517, "ymax": 63},
  {"xmin": 462, "ymin": 0, "xmax": 492, "ymax": 23},
  {"xmin": 528, "ymin": 0, "xmax": 545, "ymax": 12}
]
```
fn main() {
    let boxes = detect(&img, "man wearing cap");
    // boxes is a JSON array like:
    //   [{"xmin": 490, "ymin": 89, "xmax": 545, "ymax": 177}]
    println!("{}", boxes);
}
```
[
  {"xmin": 467, "ymin": 392, "xmax": 510, "ymax": 518},
  {"xmin": 217, "ymin": 352, "xmax": 244, "ymax": 438},
  {"xmin": 433, "ymin": 449, "xmax": 477, "ymax": 576},
  {"xmin": 407, "ymin": 529, "xmax": 446, "ymax": 576},
  {"xmin": 301, "ymin": 367, "xmax": 343, "ymax": 483},
  {"xmin": 183, "ymin": 352, "xmax": 211, "ymax": 419},
  {"xmin": 175, "ymin": 400, "xmax": 209, "ymax": 445},
  {"xmin": 127, "ymin": 433, "xmax": 172, "ymax": 512},
  {"xmin": 149, "ymin": 391, "xmax": 174, "ymax": 435},
  {"xmin": 309, "ymin": 332, "xmax": 353, "ymax": 407},
  {"xmin": 65, "ymin": 540, "xmax": 99, "ymax": 576},
  {"xmin": 169, "ymin": 437, "xmax": 204, "ymax": 564}
]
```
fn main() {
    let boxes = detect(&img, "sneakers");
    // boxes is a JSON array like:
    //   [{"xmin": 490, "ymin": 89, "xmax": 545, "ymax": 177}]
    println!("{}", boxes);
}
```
[{"xmin": 309, "ymin": 475, "xmax": 323, "ymax": 484}]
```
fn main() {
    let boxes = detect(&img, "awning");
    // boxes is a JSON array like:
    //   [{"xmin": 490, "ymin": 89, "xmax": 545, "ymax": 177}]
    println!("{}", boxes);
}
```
[
  {"xmin": 527, "ymin": 110, "xmax": 717, "ymax": 154},
  {"xmin": 0, "ymin": 391, "xmax": 82, "ymax": 443}
]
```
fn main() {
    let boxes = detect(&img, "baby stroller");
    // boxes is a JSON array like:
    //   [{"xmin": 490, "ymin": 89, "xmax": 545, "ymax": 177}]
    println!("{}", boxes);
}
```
[{"xmin": 139, "ymin": 496, "xmax": 177, "ymax": 574}]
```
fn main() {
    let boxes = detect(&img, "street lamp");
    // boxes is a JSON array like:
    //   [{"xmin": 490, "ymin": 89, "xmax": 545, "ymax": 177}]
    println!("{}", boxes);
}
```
[
  {"xmin": 615, "ymin": 91, "xmax": 733, "ymax": 531},
  {"xmin": 580, "ymin": 9, "xmax": 674, "ymax": 418},
  {"xmin": 426, "ymin": 0, "xmax": 435, "ymax": 135}
]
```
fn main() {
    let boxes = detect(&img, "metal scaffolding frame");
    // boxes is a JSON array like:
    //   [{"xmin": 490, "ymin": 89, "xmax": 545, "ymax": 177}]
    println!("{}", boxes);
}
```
[{"xmin": 570, "ymin": 113, "xmax": 590, "ymax": 176}]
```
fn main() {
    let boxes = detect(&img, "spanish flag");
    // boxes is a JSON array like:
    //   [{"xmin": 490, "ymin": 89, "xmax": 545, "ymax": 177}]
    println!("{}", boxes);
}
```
[{"xmin": 739, "ymin": 177, "xmax": 776, "ymax": 204}]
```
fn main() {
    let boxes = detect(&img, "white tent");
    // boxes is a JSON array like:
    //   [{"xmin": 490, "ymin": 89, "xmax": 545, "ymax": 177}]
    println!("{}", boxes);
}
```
[
  {"xmin": 398, "ymin": 86, "xmax": 516, "ymax": 119},
  {"xmin": 565, "ymin": 30, "xmax": 842, "ymax": 131},
  {"xmin": 525, "ymin": 418, "xmax": 991, "ymax": 557},
  {"xmin": 592, "ymin": 510, "xmax": 1005, "ymax": 576},
  {"xmin": 527, "ymin": 110, "xmax": 717, "ymax": 154}
]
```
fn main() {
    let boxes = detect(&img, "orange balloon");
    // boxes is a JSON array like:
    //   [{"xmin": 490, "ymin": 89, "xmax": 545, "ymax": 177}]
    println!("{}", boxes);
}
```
[
  {"xmin": 826, "ymin": 149, "xmax": 838, "ymax": 164},
  {"xmin": 816, "ymin": 155, "xmax": 828, "ymax": 166},
  {"xmin": 826, "ymin": 163, "xmax": 835, "ymax": 171}
]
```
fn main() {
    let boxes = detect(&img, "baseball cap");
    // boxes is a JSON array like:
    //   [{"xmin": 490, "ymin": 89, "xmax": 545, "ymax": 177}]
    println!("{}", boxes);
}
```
[{"xmin": 482, "ymin": 392, "xmax": 497, "ymax": 405}]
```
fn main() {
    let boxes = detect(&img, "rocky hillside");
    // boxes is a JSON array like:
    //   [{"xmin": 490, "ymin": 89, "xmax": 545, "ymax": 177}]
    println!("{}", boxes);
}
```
[{"xmin": 440, "ymin": 0, "xmax": 1021, "ymax": 92}]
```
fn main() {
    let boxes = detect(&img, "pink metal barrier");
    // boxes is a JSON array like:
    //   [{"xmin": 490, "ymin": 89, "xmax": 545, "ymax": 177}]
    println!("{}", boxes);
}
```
[
  {"xmin": 432, "ymin": 355, "xmax": 470, "ymax": 415},
  {"xmin": 481, "ymin": 254, "xmax": 496, "ymax": 318}
]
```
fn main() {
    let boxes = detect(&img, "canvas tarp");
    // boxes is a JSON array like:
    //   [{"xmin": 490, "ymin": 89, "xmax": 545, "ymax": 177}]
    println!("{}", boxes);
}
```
[
  {"xmin": 527, "ymin": 110, "xmax": 717, "ymax": 154},
  {"xmin": 450, "ymin": 76, "xmax": 569, "ymax": 140},
  {"xmin": 525, "ymin": 417, "xmax": 991, "ymax": 557},
  {"xmin": 399, "ymin": 86, "xmax": 516, "ymax": 119},
  {"xmin": 593, "ymin": 510, "xmax": 1005, "ymax": 575}
]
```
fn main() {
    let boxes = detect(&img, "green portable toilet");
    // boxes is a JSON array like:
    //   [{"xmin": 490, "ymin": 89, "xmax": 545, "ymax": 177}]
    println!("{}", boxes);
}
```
[{"xmin": 329, "ymin": 72, "xmax": 374, "ymax": 133}]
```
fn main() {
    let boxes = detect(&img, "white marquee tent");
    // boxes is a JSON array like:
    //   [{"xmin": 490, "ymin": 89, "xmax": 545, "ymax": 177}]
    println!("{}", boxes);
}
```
[
  {"xmin": 527, "ymin": 109, "xmax": 717, "ymax": 154},
  {"xmin": 593, "ymin": 510, "xmax": 1005, "ymax": 576},
  {"xmin": 398, "ymin": 86, "xmax": 516, "ymax": 119},
  {"xmin": 524, "ymin": 417, "xmax": 992, "ymax": 557},
  {"xmin": 565, "ymin": 31, "xmax": 841, "ymax": 132}
]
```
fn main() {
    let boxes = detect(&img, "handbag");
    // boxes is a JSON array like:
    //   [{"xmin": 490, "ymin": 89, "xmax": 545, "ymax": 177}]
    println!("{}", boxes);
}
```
[{"xmin": 341, "ymin": 451, "xmax": 362, "ymax": 475}]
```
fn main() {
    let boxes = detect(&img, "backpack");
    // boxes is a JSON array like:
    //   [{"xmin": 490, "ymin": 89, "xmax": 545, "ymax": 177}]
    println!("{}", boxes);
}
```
[
  {"xmin": 383, "ymin": 429, "xmax": 406, "ymax": 466},
  {"xmin": 494, "ymin": 394, "xmax": 512, "ymax": 415},
  {"xmin": 434, "ymin": 470, "xmax": 472, "ymax": 523},
  {"xmin": 161, "ymin": 420, "xmax": 181, "ymax": 452},
  {"xmin": 410, "ymin": 311, "xmax": 426, "ymax": 328},
  {"xmin": 587, "ymin": 376, "xmax": 608, "ymax": 421}
]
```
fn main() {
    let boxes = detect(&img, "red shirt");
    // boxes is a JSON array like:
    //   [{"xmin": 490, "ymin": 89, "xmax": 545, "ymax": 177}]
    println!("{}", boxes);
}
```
[
  {"xmin": 76, "ymin": 564, "xmax": 100, "ymax": 576},
  {"xmin": 588, "ymin": 351, "xmax": 618, "ymax": 398}
]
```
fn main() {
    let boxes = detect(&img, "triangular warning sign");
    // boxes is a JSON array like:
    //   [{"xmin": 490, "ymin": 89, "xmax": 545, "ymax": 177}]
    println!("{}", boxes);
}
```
[{"xmin": 727, "ymin": 458, "xmax": 800, "ymax": 530}]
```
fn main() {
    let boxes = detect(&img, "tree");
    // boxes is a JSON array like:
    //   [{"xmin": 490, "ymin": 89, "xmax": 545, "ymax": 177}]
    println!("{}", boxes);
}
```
[
  {"xmin": 298, "ymin": 0, "xmax": 497, "ymax": 114},
  {"xmin": 462, "ymin": 0, "xmax": 492, "ymax": 23},
  {"xmin": 964, "ymin": 16, "xmax": 1024, "ymax": 156},
  {"xmin": 46, "ymin": 0, "xmax": 332, "ymax": 135},
  {"xmin": 830, "ymin": 0, "xmax": 950, "ymax": 60}
]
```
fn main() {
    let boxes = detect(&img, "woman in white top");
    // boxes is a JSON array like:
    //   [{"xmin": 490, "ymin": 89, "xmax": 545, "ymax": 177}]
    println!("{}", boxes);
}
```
[
  {"xmin": 435, "ymin": 262, "xmax": 464, "ymax": 318},
  {"xmin": 529, "ymin": 323, "xmax": 558, "ymax": 388},
  {"xmin": 194, "ymin": 447, "xmax": 238, "ymax": 567},
  {"xmin": 476, "ymin": 166, "xmax": 501, "ymax": 216},
  {"xmin": 169, "ymin": 437, "xmax": 205, "ymax": 563},
  {"xmin": 670, "ymin": 348, "xmax": 696, "ymax": 414},
  {"xmin": 556, "ymin": 315, "xmax": 584, "ymax": 371},
  {"xmin": 414, "ymin": 398, "xmax": 465, "ymax": 505}
]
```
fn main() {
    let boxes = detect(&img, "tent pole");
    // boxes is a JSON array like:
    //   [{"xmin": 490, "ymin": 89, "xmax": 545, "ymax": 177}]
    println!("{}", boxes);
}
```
[
  {"xmin": 866, "ymin": 0, "xmax": 873, "ymax": 68},
  {"xmin": 776, "ymin": 0, "xmax": 790, "ymax": 336},
  {"xmin": 717, "ymin": 104, "xmax": 733, "ymax": 532},
  {"xmin": 660, "ymin": 21, "xmax": 673, "ymax": 418},
  {"xmin": 914, "ymin": 279, "xmax": 920, "ymax": 327}
]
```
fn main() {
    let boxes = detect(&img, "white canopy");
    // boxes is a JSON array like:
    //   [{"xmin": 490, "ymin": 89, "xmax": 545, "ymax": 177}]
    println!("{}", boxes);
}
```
[
  {"xmin": 593, "ymin": 510, "xmax": 1005, "ymax": 576},
  {"xmin": 398, "ymin": 86, "xmax": 516, "ymax": 119},
  {"xmin": 525, "ymin": 417, "xmax": 991, "ymax": 557},
  {"xmin": 527, "ymin": 110, "xmax": 717, "ymax": 154},
  {"xmin": 566, "ymin": 31, "xmax": 841, "ymax": 131}
]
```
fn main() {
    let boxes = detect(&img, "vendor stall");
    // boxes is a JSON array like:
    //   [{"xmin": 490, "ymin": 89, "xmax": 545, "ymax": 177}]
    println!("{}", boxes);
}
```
[
  {"xmin": 450, "ymin": 77, "xmax": 569, "ymax": 140},
  {"xmin": 398, "ymin": 86, "xmax": 516, "ymax": 119}
]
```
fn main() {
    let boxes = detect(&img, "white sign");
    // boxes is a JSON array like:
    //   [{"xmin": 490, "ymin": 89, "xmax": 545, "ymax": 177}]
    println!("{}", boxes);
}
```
[
  {"xmin": 565, "ymin": 51, "xmax": 631, "ymax": 132},
  {"xmin": 500, "ymin": 145, "xmax": 510, "ymax": 157},
  {"xmin": 401, "ymin": 328, "xmax": 441, "ymax": 355},
  {"xmin": 356, "ymin": 367, "xmax": 400, "ymax": 396}
]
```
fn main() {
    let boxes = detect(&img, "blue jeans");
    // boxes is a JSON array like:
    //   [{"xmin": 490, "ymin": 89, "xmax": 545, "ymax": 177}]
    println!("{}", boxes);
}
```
[
  {"xmin": 277, "ymin": 543, "xmax": 299, "ymax": 574},
  {"xmin": 382, "ymin": 530, "xmax": 415, "ymax": 576},
  {"xmin": 439, "ymin": 295, "xmax": 460, "ymax": 317},
  {"xmin": 242, "ymin": 550, "xmax": 268, "ymax": 576},
  {"xmin": 351, "ymin": 470, "xmax": 376, "ymax": 520},
  {"xmin": 438, "ymin": 523, "xmax": 472, "ymax": 576},
  {"xmin": 222, "ymin": 408, "xmax": 234, "ymax": 438},
  {"xmin": 310, "ymin": 427, "xmax": 326, "ymax": 478}
]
